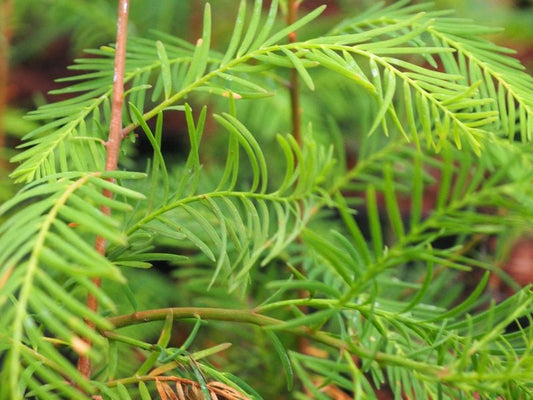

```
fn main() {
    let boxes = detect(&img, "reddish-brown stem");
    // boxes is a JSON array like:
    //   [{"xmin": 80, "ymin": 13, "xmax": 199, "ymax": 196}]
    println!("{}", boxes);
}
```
[
  {"xmin": 287, "ymin": 0, "xmax": 310, "ymax": 357},
  {"xmin": 288, "ymin": 0, "xmax": 301, "ymax": 145},
  {"xmin": 77, "ymin": 0, "xmax": 130, "ymax": 379}
]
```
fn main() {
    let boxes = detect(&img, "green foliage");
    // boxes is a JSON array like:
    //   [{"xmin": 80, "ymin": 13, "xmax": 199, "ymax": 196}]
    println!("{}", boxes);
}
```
[{"xmin": 2, "ymin": 0, "xmax": 533, "ymax": 398}]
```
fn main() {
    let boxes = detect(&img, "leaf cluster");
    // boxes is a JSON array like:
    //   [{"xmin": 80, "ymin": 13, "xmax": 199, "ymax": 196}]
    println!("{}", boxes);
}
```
[{"xmin": 2, "ymin": 1, "xmax": 533, "ymax": 399}]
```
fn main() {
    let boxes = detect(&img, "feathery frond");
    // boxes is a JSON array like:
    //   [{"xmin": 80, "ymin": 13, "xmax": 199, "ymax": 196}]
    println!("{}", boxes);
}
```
[
  {"xmin": 116, "ymin": 109, "xmax": 335, "ymax": 293},
  {"xmin": 0, "ymin": 171, "xmax": 144, "ymax": 398}
]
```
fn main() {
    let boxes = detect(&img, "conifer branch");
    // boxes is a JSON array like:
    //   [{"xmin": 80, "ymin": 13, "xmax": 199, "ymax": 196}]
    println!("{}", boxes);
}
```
[
  {"xmin": 3, "ymin": 2, "xmax": 533, "ymax": 397},
  {"xmin": 105, "ymin": 306, "xmax": 444, "ymax": 376}
]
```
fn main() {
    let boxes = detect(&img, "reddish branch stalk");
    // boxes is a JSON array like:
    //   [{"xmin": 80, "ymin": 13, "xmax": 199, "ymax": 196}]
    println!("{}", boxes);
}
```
[
  {"xmin": 77, "ymin": 0, "xmax": 130, "ymax": 379},
  {"xmin": 288, "ymin": 0, "xmax": 301, "ymax": 145},
  {"xmin": 287, "ymin": 0, "xmax": 310, "ymax": 358}
]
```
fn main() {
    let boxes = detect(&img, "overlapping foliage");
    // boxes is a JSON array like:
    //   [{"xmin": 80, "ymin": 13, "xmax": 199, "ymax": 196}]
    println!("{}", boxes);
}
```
[{"xmin": 2, "ymin": 0, "xmax": 533, "ymax": 398}]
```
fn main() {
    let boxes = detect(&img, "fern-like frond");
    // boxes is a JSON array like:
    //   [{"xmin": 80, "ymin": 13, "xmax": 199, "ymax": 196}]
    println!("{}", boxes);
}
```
[
  {"xmin": 330, "ymin": 0, "xmax": 533, "ymax": 144},
  {"xmin": 0, "ymin": 171, "xmax": 145, "ymax": 399},
  {"xmin": 115, "ymin": 110, "xmax": 335, "ymax": 294}
]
